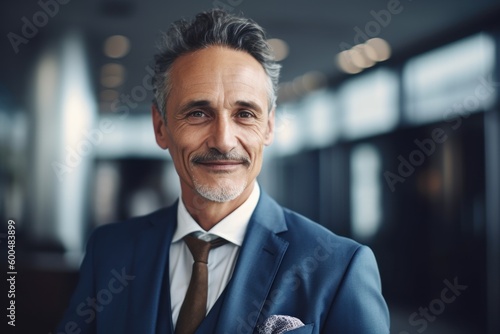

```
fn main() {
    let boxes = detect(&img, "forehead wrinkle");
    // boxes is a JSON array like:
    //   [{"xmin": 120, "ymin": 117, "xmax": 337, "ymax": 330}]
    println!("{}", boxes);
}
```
[
  {"xmin": 175, "ymin": 78, "xmax": 265, "ymax": 110},
  {"xmin": 169, "ymin": 46, "xmax": 269, "ymax": 111}
]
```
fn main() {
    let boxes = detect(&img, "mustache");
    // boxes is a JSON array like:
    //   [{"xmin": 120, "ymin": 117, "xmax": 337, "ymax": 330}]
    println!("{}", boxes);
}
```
[{"xmin": 191, "ymin": 149, "xmax": 251, "ymax": 166}]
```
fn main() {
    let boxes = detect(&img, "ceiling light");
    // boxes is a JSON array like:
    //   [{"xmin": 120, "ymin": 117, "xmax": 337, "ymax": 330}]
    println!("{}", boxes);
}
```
[
  {"xmin": 336, "ymin": 50, "xmax": 363, "ymax": 74},
  {"xmin": 104, "ymin": 35, "xmax": 131, "ymax": 59},
  {"xmin": 267, "ymin": 38, "xmax": 289, "ymax": 61},
  {"xmin": 366, "ymin": 38, "xmax": 391, "ymax": 61},
  {"xmin": 100, "ymin": 63, "xmax": 125, "ymax": 88},
  {"xmin": 354, "ymin": 45, "xmax": 376, "ymax": 68},
  {"xmin": 351, "ymin": 46, "xmax": 375, "ymax": 69},
  {"xmin": 301, "ymin": 71, "xmax": 328, "ymax": 92},
  {"xmin": 362, "ymin": 43, "xmax": 379, "ymax": 62},
  {"xmin": 100, "ymin": 89, "xmax": 119, "ymax": 102}
]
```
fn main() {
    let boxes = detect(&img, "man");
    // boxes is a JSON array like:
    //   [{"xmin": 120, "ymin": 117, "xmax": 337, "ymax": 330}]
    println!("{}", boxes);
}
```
[{"xmin": 57, "ymin": 9, "xmax": 390, "ymax": 334}]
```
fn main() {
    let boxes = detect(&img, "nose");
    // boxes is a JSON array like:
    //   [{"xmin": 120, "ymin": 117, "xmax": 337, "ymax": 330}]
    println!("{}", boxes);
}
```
[{"xmin": 207, "ymin": 114, "xmax": 238, "ymax": 154}]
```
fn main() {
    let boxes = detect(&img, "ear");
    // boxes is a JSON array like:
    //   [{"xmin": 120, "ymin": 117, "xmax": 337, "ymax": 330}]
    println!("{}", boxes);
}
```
[
  {"xmin": 264, "ymin": 108, "xmax": 275, "ymax": 146},
  {"xmin": 152, "ymin": 104, "xmax": 169, "ymax": 150}
]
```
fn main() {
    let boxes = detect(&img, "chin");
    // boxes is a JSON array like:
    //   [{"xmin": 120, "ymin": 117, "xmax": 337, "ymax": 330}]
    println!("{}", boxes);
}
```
[{"xmin": 193, "ymin": 178, "xmax": 248, "ymax": 203}]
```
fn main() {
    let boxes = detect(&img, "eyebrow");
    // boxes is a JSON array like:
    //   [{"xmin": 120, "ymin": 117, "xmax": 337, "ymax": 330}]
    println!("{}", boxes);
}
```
[
  {"xmin": 178, "ymin": 100, "xmax": 212, "ymax": 114},
  {"xmin": 235, "ymin": 100, "xmax": 263, "ymax": 113},
  {"xmin": 178, "ymin": 99, "xmax": 263, "ymax": 114}
]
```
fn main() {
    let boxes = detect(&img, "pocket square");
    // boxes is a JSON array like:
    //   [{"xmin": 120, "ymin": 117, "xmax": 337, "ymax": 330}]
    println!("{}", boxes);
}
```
[{"xmin": 257, "ymin": 315, "xmax": 305, "ymax": 334}]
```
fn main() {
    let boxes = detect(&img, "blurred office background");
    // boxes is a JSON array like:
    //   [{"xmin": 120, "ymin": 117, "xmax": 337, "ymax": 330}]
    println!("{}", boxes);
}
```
[{"xmin": 1, "ymin": 0, "xmax": 499, "ymax": 333}]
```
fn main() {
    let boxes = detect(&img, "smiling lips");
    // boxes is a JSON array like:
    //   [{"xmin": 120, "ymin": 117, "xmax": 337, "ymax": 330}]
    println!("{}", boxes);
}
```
[
  {"xmin": 195, "ymin": 160, "xmax": 247, "ymax": 172},
  {"xmin": 191, "ymin": 148, "xmax": 251, "ymax": 172}
]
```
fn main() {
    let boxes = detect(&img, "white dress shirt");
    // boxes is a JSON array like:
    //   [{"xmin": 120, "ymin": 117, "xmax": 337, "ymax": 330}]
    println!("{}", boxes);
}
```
[{"xmin": 169, "ymin": 183, "xmax": 260, "ymax": 327}]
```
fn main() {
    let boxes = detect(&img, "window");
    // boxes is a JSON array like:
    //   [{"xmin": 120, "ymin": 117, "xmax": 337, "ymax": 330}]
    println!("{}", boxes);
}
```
[
  {"xmin": 339, "ymin": 68, "xmax": 399, "ymax": 139},
  {"xmin": 300, "ymin": 89, "xmax": 339, "ymax": 148},
  {"xmin": 350, "ymin": 144, "xmax": 382, "ymax": 240},
  {"xmin": 404, "ymin": 33, "xmax": 495, "ymax": 124}
]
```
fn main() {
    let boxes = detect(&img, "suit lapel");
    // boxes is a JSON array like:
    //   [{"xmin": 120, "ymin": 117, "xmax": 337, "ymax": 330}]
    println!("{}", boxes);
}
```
[
  {"xmin": 126, "ymin": 202, "xmax": 178, "ymax": 334},
  {"xmin": 215, "ymin": 192, "xmax": 289, "ymax": 334}
]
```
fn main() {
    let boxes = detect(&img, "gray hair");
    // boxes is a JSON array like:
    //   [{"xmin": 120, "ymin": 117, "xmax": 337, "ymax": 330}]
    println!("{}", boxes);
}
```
[{"xmin": 152, "ymin": 9, "xmax": 281, "ymax": 119}]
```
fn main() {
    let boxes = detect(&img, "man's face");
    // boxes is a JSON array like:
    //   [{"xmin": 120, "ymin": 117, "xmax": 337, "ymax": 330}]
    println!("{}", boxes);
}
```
[{"xmin": 153, "ymin": 46, "xmax": 274, "ymax": 203}]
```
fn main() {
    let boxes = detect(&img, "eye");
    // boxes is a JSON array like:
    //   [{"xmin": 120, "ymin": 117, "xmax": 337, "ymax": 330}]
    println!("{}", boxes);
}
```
[
  {"xmin": 188, "ymin": 110, "xmax": 207, "ymax": 118},
  {"xmin": 185, "ymin": 110, "xmax": 211, "ymax": 124},
  {"xmin": 237, "ymin": 110, "xmax": 254, "ymax": 118}
]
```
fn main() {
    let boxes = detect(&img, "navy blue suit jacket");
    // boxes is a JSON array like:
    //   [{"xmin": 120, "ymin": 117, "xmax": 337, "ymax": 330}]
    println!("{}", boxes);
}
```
[{"xmin": 57, "ymin": 191, "xmax": 390, "ymax": 333}]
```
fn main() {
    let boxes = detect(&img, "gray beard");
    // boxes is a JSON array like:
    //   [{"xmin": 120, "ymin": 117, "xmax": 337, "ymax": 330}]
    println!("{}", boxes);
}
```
[{"xmin": 193, "ymin": 178, "xmax": 247, "ymax": 203}]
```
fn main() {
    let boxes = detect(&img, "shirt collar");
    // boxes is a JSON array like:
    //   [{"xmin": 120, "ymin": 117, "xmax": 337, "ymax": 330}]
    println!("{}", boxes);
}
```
[{"xmin": 172, "ymin": 182, "xmax": 260, "ymax": 246}]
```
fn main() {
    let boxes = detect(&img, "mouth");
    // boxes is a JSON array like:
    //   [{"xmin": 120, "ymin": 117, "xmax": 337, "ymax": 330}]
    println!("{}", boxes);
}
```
[
  {"xmin": 191, "ymin": 149, "xmax": 251, "ymax": 172},
  {"xmin": 195, "ymin": 160, "xmax": 246, "ymax": 172}
]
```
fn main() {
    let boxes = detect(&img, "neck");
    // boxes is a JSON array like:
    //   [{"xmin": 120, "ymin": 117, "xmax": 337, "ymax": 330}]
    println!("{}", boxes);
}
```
[{"xmin": 181, "ymin": 182, "xmax": 255, "ymax": 231}]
